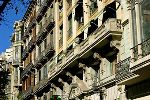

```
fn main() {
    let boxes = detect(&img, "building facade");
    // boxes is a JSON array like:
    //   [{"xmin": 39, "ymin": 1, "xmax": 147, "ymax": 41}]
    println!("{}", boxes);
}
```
[
  {"xmin": 11, "ymin": 21, "xmax": 24, "ymax": 100},
  {"xmin": 11, "ymin": 0, "xmax": 150, "ymax": 100}
]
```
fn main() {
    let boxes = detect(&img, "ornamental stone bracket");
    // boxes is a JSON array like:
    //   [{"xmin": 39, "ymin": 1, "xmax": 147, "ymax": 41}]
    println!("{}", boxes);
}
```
[{"xmin": 110, "ymin": 40, "xmax": 121, "ymax": 50}]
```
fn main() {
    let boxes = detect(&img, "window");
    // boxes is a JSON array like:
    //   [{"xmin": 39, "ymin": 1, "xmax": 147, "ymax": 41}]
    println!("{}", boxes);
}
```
[
  {"xmin": 102, "ymin": 1, "xmax": 116, "ymax": 23},
  {"xmin": 67, "ymin": 14, "xmax": 72, "ymax": 39},
  {"xmin": 59, "ymin": 25, "xmax": 63, "ymax": 48},
  {"xmin": 59, "ymin": 1, "xmax": 63, "ymax": 20},
  {"xmin": 39, "ymin": 70, "xmax": 41, "ymax": 81},
  {"xmin": 43, "ymin": 65, "xmax": 47, "ymax": 78},
  {"xmin": 75, "ymin": 0, "xmax": 84, "ymax": 28},
  {"xmin": 90, "ymin": 0, "xmax": 98, "ymax": 15},
  {"xmin": 88, "ymin": 18, "xmax": 98, "ymax": 36},
  {"xmin": 15, "ymin": 33, "xmax": 19, "ymax": 41},
  {"xmin": 140, "ymin": 0, "xmax": 150, "ymax": 41}
]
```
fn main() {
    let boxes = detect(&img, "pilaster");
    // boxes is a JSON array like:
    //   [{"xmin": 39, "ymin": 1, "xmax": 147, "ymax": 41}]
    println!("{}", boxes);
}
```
[
  {"xmin": 55, "ymin": 1, "xmax": 59, "ymax": 55},
  {"xmin": 63, "ymin": 0, "xmax": 67, "ymax": 52},
  {"xmin": 135, "ymin": 0, "xmax": 142, "ymax": 59},
  {"xmin": 127, "ymin": 0, "xmax": 135, "ymax": 62}
]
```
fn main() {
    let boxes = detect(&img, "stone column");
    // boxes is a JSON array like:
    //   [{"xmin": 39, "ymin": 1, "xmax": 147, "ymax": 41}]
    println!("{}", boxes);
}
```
[
  {"xmin": 127, "ymin": 0, "xmax": 135, "ymax": 62},
  {"xmin": 55, "ymin": 0, "xmax": 59, "ymax": 55},
  {"xmin": 63, "ymin": 0, "xmax": 67, "ymax": 53},
  {"xmin": 83, "ymin": 0, "xmax": 90, "ymax": 39},
  {"xmin": 135, "ymin": 0, "xmax": 142, "ymax": 59}
]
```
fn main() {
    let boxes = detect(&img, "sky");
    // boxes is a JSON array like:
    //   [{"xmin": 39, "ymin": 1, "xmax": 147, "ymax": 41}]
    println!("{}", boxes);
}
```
[{"xmin": 0, "ymin": 0, "xmax": 29, "ymax": 54}]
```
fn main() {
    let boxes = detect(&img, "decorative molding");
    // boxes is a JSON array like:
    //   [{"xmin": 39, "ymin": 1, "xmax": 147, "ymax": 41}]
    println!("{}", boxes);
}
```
[{"xmin": 110, "ymin": 40, "xmax": 121, "ymax": 49}]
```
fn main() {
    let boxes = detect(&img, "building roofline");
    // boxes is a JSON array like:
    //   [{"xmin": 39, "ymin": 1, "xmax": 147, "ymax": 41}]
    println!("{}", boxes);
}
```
[{"xmin": 22, "ymin": 0, "xmax": 36, "ymax": 22}]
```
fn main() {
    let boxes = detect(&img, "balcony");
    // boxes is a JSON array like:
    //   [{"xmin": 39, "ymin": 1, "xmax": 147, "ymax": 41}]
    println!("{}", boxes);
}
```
[
  {"xmin": 45, "ymin": 42, "xmax": 55, "ymax": 59},
  {"xmin": 115, "ymin": 57, "xmax": 138, "ymax": 85},
  {"xmin": 22, "ymin": 86, "xmax": 33, "ymax": 100},
  {"xmin": 36, "ymin": 0, "xmax": 53, "ymax": 22},
  {"xmin": 65, "ymin": 46, "xmax": 80, "ymax": 68},
  {"xmin": 34, "ymin": 51, "xmax": 47, "ymax": 69},
  {"xmin": 22, "ymin": 47, "xmax": 28, "ymax": 61},
  {"xmin": 28, "ymin": 38, "xmax": 35, "ymax": 53},
  {"xmin": 48, "ymin": 63, "xmax": 57, "ymax": 79},
  {"xmin": 12, "ymin": 59, "xmax": 19, "ymax": 67},
  {"xmin": 43, "ymin": 15, "xmax": 55, "ymax": 32},
  {"xmin": 33, "ymin": 78, "xmax": 50, "ymax": 96},
  {"xmin": 78, "ymin": 18, "xmax": 122, "ymax": 61},
  {"xmin": 130, "ymin": 38, "xmax": 150, "ymax": 81},
  {"xmin": 21, "ymin": 62, "xmax": 34, "ymax": 80},
  {"xmin": 36, "ymin": 28, "xmax": 47, "ymax": 45},
  {"xmin": 28, "ymin": 18, "xmax": 36, "ymax": 31}
]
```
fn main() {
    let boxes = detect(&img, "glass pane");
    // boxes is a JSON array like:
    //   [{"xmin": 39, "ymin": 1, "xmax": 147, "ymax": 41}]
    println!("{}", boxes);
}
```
[{"xmin": 141, "ymin": 0, "xmax": 150, "ymax": 41}]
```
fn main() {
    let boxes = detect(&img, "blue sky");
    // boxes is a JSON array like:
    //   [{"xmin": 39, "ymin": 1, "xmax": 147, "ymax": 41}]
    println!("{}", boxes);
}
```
[{"xmin": 0, "ymin": 0, "xmax": 28, "ymax": 54}]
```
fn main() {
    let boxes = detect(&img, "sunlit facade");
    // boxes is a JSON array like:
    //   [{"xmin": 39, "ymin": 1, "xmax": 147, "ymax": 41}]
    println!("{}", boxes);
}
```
[{"xmin": 13, "ymin": 0, "xmax": 150, "ymax": 100}]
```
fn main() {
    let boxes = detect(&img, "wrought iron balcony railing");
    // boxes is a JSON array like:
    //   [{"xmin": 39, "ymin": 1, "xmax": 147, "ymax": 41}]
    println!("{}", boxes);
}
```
[
  {"xmin": 115, "ymin": 57, "xmax": 134, "ymax": 83},
  {"xmin": 45, "ymin": 42, "xmax": 55, "ymax": 59},
  {"xmin": 22, "ymin": 86, "xmax": 33, "ymax": 99},
  {"xmin": 33, "ymin": 78, "xmax": 49, "ymax": 95},
  {"xmin": 28, "ymin": 38, "xmax": 35, "ymax": 52},
  {"xmin": 34, "ymin": 51, "xmax": 47, "ymax": 69},
  {"xmin": 28, "ymin": 18, "xmax": 36, "ymax": 31},
  {"xmin": 43, "ymin": 14, "xmax": 55, "ymax": 32},
  {"xmin": 36, "ymin": 0, "xmax": 53, "ymax": 22},
  {"xmin": 22, "ymin": 47, "xmax": 28, "ymax": 61},
  {"xmin": 141, "ymin": 38, "xmax": 150, "ymax": 57},
  {"xmin": 132, "ymin": 45, "xmax": 138, "ymax": 61},
  {"xmin": 21, "ymin": 62, "xmax": 34, "ymax": 80},
  {"xmin": 132, "ymin": 38, "xmax": 150, "ymax": 61},
  {"xmin": 36, "ymin": 28, "xmax": 47, "ymax": 45}
]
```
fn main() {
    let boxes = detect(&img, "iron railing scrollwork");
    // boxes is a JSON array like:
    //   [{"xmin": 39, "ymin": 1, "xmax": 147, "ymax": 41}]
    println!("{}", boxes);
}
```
[
  {"xmin": 132, "ymin": 45, "xmax": 138, "ymax": 61},
  {"xmin": 115, "ymin": 57, "xmax": 133, "ymax": 82},
  {"xmin": 22, "ymin": 46, "xmax": 28, "ymax": 61},
  {"xmin": 21, "ymin": 62, "xmax": 34, "ymax": 80},
  {"xmin": 141, "ymin": 38, "xmax": 150, "ymax": 57},
  {"xmin": 28, "ymin": 38, "xmax": 35, "ymax": 52},
  {"xmin": 132, "ymin": 38, "xmax": 150, "ymax": 61},
  {"xmin": 22, "ymin": 86, "xmax": 33, "ymax": 99}
]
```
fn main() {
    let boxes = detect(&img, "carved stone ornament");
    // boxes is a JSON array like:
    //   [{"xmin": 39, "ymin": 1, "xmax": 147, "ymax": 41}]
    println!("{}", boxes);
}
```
[{"xmin": 110, "ymin": 40, "xmax": 121, "ymax": 49}]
